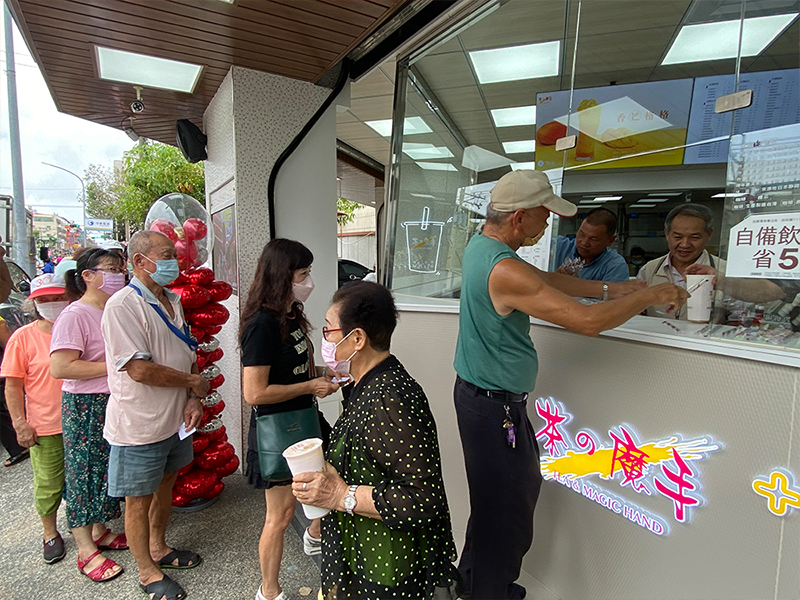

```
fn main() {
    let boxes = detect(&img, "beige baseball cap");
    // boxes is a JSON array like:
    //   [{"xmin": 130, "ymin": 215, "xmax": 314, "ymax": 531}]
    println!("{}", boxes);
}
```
[{"xmin": 490, "ymin": 170, "xmax": 577, "ymax": 217}]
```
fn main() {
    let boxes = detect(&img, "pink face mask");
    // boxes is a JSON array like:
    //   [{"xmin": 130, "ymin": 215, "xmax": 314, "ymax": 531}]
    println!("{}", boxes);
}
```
[
  {"xmin": 292, "ymin": 275, "xmax": 315, "ymax": 304},
  {"xmin": 320, "ymin": 330, "xmax": 356, "ymax": 376},
  {"xmin": 98, "ymin": 272, "xmax": 126, "ymax": 296}
]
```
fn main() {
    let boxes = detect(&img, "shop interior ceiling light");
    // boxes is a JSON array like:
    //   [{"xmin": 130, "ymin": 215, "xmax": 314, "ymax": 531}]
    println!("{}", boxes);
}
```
[
  {"xmin": 712, "ymin": 192, "xmax": 748, "ymax": 198},
  {"xmin": 630, "ymin": 204, "xmax": 657, "ymax": 208},
  {"xmin": 646, "ymin": 198, "xmax": 670, "ymax": 202},
  {"xmin": 491, "ymin": 105, "xmax": 537, "ymax": 127},
  {"xmin": 648, "ymin": 192, "xmax": 683, "ymax": 196},
  {"xmin": 366, "ymin": 117, "xmax": 432, "ymax": 137},
  {"xmin": 510, "ymin": 162, "xmax": 538, "ymax": 171},
  {"xmin": 96, "ymin": 47, "xmax": 203, "ymax": 93},
  {"xmin": 469, "ymin": 41, "xmax": 560, "ymax": 84},
  {"xmin": 662, "ymin": 13, "xmax": 798, "ymax": 65},
  {"xmin": 593, "ymin": 196, "xmax": 622, "ymax": 202},
  {"xmin": 416, "ymin": 162, "xmax": 458, "ymax": 171},
  {"xmin": 502, "ymin": 140, "xmax": 536, "ymax": 154},
  {"xmin": 403, "ymin": 143, "xmax": 454, "ymax": 160}
]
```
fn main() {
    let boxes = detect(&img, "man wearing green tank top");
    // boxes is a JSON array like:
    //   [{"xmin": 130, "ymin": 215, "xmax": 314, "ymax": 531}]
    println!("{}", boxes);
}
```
[{"xmin": 453, "ymin": 170, "xmax": 688, "ymax": 600}]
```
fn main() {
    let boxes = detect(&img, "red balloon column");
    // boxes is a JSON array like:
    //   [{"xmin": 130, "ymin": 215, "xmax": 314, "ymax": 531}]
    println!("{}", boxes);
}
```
[{"xmin": 145, "ymin": 194, "xmax": 239, "ymax": 509}]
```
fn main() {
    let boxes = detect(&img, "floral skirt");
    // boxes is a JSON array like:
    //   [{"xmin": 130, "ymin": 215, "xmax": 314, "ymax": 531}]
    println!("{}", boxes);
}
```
[{"xmin": 62, "ymin": 392, "xmax": 121, "ymax": 528}]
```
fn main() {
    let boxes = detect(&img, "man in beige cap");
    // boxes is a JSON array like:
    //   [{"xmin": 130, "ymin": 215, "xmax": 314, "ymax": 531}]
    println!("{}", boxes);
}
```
[{"xmin": 452, "ymin": 170, "xmax": 687, "ymax": 600}]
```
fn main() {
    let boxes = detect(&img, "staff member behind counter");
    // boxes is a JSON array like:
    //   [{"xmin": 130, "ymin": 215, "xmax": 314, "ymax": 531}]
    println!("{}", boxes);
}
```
[
  {"xmin": 453, "ymin": 170, "xmax": 688, "ymax": 600},
  {"xmin": 552, "ymin": 207, "xmax": 630, "ymax": 282}
]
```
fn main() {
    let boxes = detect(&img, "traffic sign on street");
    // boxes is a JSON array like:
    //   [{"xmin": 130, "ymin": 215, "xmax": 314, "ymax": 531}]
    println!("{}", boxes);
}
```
[{"xmin": 86, "ymin": 218, "xmax": 114, "ymax": 231}]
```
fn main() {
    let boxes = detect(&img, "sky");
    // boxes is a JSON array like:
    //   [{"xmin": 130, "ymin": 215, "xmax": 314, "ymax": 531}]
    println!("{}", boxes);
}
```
[{"xmin": 1, "ymin": 18, "xmax": 135, "ymax": 239}]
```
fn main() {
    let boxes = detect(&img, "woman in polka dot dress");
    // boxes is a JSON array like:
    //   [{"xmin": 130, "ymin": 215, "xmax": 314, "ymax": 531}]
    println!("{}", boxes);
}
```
[{"xmin": 292, "ymin": 282, "xmax": 457, "ymax": 600}]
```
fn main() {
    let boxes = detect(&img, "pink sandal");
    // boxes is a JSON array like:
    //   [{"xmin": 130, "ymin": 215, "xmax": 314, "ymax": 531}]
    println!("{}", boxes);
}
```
[
  {"xmin": 77, "ymin": 550, "xmax": 124, "ymax": 582},
  {"xmin": 94, "ymin": 529, "xmax": 128, "ymax": 550}
]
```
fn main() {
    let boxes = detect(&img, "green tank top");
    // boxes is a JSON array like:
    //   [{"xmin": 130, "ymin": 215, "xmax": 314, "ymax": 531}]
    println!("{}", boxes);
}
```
[{"xmin": 454, "ymin": 233, "xmax": 538, "ymax": 394}]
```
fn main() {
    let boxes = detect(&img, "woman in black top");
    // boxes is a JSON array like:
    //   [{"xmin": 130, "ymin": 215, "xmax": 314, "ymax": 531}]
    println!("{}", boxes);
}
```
[{"xmin": 240, "ymin": 239, "xmax": 339, "ymax": 600}]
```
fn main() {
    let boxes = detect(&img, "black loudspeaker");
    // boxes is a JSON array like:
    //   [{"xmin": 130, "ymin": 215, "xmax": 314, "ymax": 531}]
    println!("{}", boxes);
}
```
[
  {"xmin": 176, "ymin": 119, "xmax": 208, "ymax": 163},
  {"xmin": 39, "ymin": 247, "xmax": 49, "ymax": 261}
]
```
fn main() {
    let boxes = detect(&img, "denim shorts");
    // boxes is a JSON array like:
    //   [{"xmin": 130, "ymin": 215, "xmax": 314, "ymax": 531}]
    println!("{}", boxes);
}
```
[{"xmin": 108, "ymin": 433, "xmax": 193, "ymax": 498}]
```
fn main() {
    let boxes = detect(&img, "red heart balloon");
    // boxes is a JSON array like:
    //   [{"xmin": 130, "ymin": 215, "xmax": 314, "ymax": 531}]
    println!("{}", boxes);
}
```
[
  {"xmin": 207, "ymin": 424, "xmax": 227, "ymax": 441},
  {"xmin": 171, "ymin": 491, "xmax": 191, "ymax": 507},
  {"xmin": 214, "ymin": 454, "xmax": 240, "ymax": 478},
  {"xmin": 192, "ymin": 435, "xmax": 210, "ymax": 455},
  {"xmin": 205, "ymin": 481, "xmax": 225, "ymax": 499},
  {"xmin": 169, "ymin": 272, "xmax": 189, "ymax": 286},
  {"xmin": 183, "ymin": 218, "xmax": 208, "ymax": 242},
  {"xmin": 190, "ymin": 325, "xmax": 207, "ymax": 343},
  {"xmin": 176, "ymin": 238, "xmax": 198, "ymax": 271},
  {"xmin": 174, "ymin": 468, "xmax": 219, "ymax": 498},
  {"xmin": 187, "ymin": 302, "xmax": 230, "ymax": 327},
  {"xmin": 206, "ymin": 280, "xmax": 233, "ymax": 302},
  {"xmin": 204, "ymin": 399, "xmax": 225, "ymax": 417},
  {"xmin": 195, "ymin": 440, "xmax": 236, "ymax": 470},
  {"xmin": 206, "ymin": 348, "xmax": 223, "ymax": 363},
  {"xmin": 171, "ymin": 284, "xmax": 211, "ymax": 309},
  {"xmin": 196, "ymin": 354, "xmax": 207, "ymax": 371},
  {"xmin": 177, "ymin": 459, "xmax": 195, "ymax": 477},
  {"xmin": 150, "ymin": 218, "xmax": 178, "ymax": 242},
  {"xmin": 186, "ymin": 267, "xmax": 215, "ymax": 286},
  {"xmin": 206, "ymin": 325, "xmax": 223, "ymax": 335},
  {"xmin": 209, "ymin": 373, "xmax": 225, "ymax": 389}
]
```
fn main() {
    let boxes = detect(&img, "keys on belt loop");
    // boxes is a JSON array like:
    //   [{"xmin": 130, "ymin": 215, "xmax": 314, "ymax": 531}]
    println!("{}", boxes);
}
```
[{"xmin": 503, "ymin": 404, "xmax": 516, "ymax": 449}]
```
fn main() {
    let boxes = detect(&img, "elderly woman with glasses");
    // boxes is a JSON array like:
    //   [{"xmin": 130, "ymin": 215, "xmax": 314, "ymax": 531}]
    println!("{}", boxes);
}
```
[
  {"xmin": 292, "ymin": 281, "xmax": 457, "ymax": 600},
  {"xmin": 49, "ymin": 247, "xmax": 129, "ymax": 582}
]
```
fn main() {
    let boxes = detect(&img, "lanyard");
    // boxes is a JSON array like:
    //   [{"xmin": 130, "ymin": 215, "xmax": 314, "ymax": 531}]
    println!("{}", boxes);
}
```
[{"xmin": 128, "ymin": 284, "xmax": 198, "ymax": 352}]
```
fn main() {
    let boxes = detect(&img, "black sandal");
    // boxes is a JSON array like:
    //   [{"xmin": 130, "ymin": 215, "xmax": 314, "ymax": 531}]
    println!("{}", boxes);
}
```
[
  {"xmin": 139, "ymin": 575, "xmax": 186, "ymax": 600},
  {"xmin": 157, "ymin": 549, "xmax": 202, "ymax": 569},
  {"xmin": 4, "ymin": 449, "xmax": 30, "ymax": 467}
]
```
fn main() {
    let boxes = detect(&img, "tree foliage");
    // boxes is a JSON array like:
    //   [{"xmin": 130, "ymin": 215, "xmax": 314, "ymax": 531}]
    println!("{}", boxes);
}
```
[
  {"xmin": 84, "ymin": 141, "xmax": 205, "ymax": 239},
  {"xmin": 337, "ymin": 197, "xmax": 361, "ymax": 226}
]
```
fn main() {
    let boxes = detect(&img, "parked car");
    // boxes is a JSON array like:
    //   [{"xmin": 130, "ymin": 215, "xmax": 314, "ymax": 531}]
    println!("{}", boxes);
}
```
[
  {"xmin": 338, "ymin": 259, "xmax": 373, "ymax": 288},
  {"xmin": 2, "ymin": 259, "xmax": 35, "ymax": 332}
]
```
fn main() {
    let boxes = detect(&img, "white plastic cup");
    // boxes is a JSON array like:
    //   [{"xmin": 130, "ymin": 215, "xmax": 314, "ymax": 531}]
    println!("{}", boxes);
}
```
[
  {"xmin": 283, "ymin": 438, "xmax": 330, "ymax": 519},
  {"xmin": 686, "ymin": 275, "xmax": 713, "ymax": 322}
]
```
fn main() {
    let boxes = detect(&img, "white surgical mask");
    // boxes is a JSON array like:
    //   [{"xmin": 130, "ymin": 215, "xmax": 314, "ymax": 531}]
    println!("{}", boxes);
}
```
[
  {"xmin": 521, "ymin": 222, "xmax": 548, "ymax": 247},
  {"xmin": 292, "ymin": 275, "xmax": 315, "ymax": 304},
  {"xmin": 36, "ymin": 300, "xmax": 68, "ymax": 322}
]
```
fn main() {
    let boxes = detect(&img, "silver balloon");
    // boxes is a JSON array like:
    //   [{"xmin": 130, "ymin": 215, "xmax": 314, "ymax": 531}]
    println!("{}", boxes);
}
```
[
  {"xmin": 199, "ymin": 337, "xmax": 220, "ymax": 353},
  {"xmin": 201, "ymin": 365, "xmax": 221, "ymax": 380},
  {"xmin": 203, "ymin": 390, "xmax": 222, "ymax": 407},
  {"xmin": 198, "ymin": 416, "xmax": 223, "ymax": 433}
]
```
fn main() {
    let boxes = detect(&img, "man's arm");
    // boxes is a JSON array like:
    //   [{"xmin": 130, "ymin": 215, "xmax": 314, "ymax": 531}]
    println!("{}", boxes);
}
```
[
  {"xmin": 125, "ymin": 359, "xmax": 209, "ymax": 399},
  {"xmin": 685, "ymin": 263, "xmax": 786, "ymax": 303},
  {"xmin": 490, "ymin": 258, "xmax": 688, "ymax": 337},
  {"xmin": 534, "ymin": 264, "xmax": 645, "ymax": 298}
]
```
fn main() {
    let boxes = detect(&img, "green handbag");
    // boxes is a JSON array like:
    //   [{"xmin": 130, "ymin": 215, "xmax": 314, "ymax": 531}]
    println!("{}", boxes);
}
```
[{"xmin": 254, "ymin": 405, "xmax": 322, "ymax": 481}]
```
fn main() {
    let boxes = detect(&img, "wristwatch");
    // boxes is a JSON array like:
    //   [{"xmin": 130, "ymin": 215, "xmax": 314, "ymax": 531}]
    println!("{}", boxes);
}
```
[
  {"xmin": 602, "ymin": 282, "xmax": 609, "ymax": 301},
  {"xmin": 343, "ymin": 484, "xmax": 358, "ymax": 515}
]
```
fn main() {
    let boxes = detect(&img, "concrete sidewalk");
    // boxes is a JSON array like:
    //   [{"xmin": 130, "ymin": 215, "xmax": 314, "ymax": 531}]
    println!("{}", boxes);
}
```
[{"xmin": 0, "ymin": 458, "xmax": 320, "ymax": 600}]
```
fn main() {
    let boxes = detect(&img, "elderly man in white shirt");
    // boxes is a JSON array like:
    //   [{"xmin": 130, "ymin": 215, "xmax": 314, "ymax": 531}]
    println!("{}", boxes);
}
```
[{"xmin": 102, "ymin": 230, "xmax": 209, "ymax": 600}]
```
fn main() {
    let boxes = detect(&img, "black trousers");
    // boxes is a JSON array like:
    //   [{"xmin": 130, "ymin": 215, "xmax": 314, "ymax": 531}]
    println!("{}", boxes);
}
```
[
  {"xmin": 454, "ymin": 377, "xmax": 542, "ymax": 600},
  {"xmin": 0, "ymin": 378, "xmax": 25, "ymax": 459}
]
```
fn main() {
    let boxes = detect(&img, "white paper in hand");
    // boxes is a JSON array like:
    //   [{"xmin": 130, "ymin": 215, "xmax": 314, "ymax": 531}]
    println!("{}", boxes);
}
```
[{"xmin": 179, "ymin": 423, "xmax": 196, "ymax": 440}]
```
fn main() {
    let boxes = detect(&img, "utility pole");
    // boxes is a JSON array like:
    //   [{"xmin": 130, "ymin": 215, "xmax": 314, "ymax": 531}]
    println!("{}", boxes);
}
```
[
  {"xmin": 4, "ymin": 2, "xmax": 32, "ymax": 275},
  {"xmin": 42, "ymin": 162, "xmax": 86, "ymax": 246}
]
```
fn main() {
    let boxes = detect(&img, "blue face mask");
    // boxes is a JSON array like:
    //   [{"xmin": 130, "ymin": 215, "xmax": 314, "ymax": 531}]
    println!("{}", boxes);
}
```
[{"xmin": 143, "ymin": 256, "xmax": 179, "ymax": 287}]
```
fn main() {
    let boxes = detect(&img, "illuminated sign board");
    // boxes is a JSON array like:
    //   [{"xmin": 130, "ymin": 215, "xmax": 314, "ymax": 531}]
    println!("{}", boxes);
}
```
[{"xmin": 535, "ymin": 397, "xmax": 720, "ymax": 535}]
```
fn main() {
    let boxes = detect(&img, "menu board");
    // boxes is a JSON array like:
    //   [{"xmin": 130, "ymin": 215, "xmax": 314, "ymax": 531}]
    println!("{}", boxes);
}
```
[
  {"xmin": 535, "ymin": 79, "xmax": 693, "ymax": 171},
  {"xmin": 684, "ymin": 69, "xmax": 800, "ymax": 164}
]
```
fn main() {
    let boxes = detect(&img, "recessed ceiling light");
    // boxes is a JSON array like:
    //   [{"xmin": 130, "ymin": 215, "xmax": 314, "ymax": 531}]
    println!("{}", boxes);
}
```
[
  {"xmin": 510, "ymin": 162, "xmax": 538, "ymax": 171},
  {"xmin": 712, "ymin": 192, "xmax": 747, "ymax": 198},
  {"xmin": 662, "ymin": 13, "xmax": 798, "ymax": 65},
  {"xmin": 646, "ymin": 198, "xmax": 669, "ymax": 202},
  {"xmin": 648, "ymin": 192, "xmax": 683, "ymax": 196},
  {"xmin": 491, "ymin": 105, "xmax": 537, "ymax": 127},
  {"xmin": 416, "ymin": 162, "xmax": 458, "ymax": 171},
  {"xmin": 403, "ymin": 143, "xmax": 454, "ymax": 160},
  {"xmin": 366, "ymin": 117, "xmax": 432, "ymax": 137},
  {"xmin": 502, "ymin": 140, "xmax": 536, "ymax": 154},
  {"xmin": 96, "ymin": 46, "xmax": 203, "ymax": 93},
  {"xmin": 469, "ymin": 41, "xmax": 560, "ymax": 84},
  {"xmin": 630, "ymin": 204, "xmax": 657, "ymax": 208},
  {"xmin": 410, "ymin": 193, "xmax": 436, "ymax": 198},
  {"xmin": 593, "ymin": 196, "xmax": 622, "ymax": 202}
]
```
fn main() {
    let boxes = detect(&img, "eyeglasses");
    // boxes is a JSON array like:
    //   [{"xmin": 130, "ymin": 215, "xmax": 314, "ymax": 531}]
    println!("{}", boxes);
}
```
[
  {"xmin": 322, "ymin": 327, "xmax": 342, "ymax": 341},
  {"xmin": 89, "ymin": 267, "xmax": 127, "ymax": 275}
]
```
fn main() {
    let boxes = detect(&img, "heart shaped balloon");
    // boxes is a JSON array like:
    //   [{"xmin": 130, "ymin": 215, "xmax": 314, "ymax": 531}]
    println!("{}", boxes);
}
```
[
  {"xmin": 185, "ymin": 267, "xmax": 215, "ymax": 287},
  {"xmin": 195, "ymin": 440, "xmax": 235, "ymax": 470},
  {"xmin": 177, "ymin": 459, "xmax": 195, "ymax": 477},
  {"xmin": 150, "ymin": 218, "xmax": 179, "ymax": 242},
  {"xmin": 171, "ymin": 284, "xmax": 211, "ymax": 309},
  {"xmin": 187, "ymin": 303, "xmax": 230, "ymax": 327},
  {"xmin": 205, "ymin": 481, "xmax": 225, "ymax": 499},
  {"xmin": 183, "ymin": 217, "xmax": 208, "ymax": 242},
  {"xmin": 196, "ymin": 354, "xmax": 207, "ymax": 371},
  {"xmin": 192, "ymin": 435, "xmax": 210, "ymax": 455},
  {"xmin": 190, "ymin": 325, "xmax": 207, "ymax": 343},
  {"xmin": 206, "ymin": 325, "xmax": 223, "ymax": 336},
  {"xmin": 207, "ymin": 424, "xmax": 227, "ymax": 442},
  {"xmin": 172, "ymin": 492, "xmax": 191, "ymax": 507},
  {"xmin": 208, "ymin": 374, "xmax": 225, "ymax": 389},
  {"xmin": 206, "ymin": 280, "xmax": 233, "ymax": 302},
  {"xmin": 214, "ymin": 455, "xmax": 240, "ymax": 478},
  {"xmin": 204, "ymin": 399, "xmax": 225, "ymax": 417},
  {"xmin": 175, "ymin": 468, "xmax": 219, "ymax": 498},
  {"xmin": 176, "ymin": 238, "xmax": 198, "ymax": 271},
  {"xmin": 145, "ymin": 193, "xmax": 213, "ymax": 270},
  {"xmin": 206, "ymin": 348, "xmax": 224, "ymax": 363}
]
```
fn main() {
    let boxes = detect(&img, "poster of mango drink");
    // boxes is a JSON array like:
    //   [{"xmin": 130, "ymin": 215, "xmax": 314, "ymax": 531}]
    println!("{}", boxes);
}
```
[{"xmin": 535, "ymin": 79, "xmax": 693, "ymax": 170}]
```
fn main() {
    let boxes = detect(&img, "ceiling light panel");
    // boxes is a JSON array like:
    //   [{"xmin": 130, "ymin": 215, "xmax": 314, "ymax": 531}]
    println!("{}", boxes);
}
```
[
  {"xmin": 96, "ymin": 47, "xmax": 203, "ymax": 93},
  {"xmin": 416, "ymin": 162, "xmax": 458, "ymax": 171},
  {"xmin": 593, "ymin": 196, "xmax": 622, "ymax": 202},
  {"xmin": 630, "ymin": 204, "xmax": 657, "ymax": 208},
  {"xmin": 662, "ymin": 13, "xmax": 798, "ymax": 65},
  {"xmin": 648, "ymin": 192, "xmax": 683, "ymax": 196},
  {"xmin": 646, "ymin": 198, "xmax": 670, "ymax": 202},
  {"xmin": 502, "ymin": 140, "xmax": 536, "ymax": 154},
  {"xmin": 469, "ymin": 41, "xmax": 560, "ymax": 84},
  {"xmin": 712, "ymin": 193, "xmax": 747, "ymax": 198},
  {"xmin": 491, "ymin": 105, "xmax": 537, "ymax": 127},
  {"xmin": 366, "ymin": 117, "xmax": 432, "ymax": 137},
  {"xmin": 403, "ymin": 143, "xmax": 454, "ymax": 160}
]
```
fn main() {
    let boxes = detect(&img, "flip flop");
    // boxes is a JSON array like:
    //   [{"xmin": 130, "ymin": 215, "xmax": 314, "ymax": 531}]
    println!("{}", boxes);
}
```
[
  {"xmin": 140, "ymin": 574, "xmax": 186, "ymax": 600},
  {"xmin": 4, "ymin": 449, "xmax": 30, "ymax": 467},
  {"xmin": 157, "ymin": 549, "xmax": 202, "ymax": 569},
  {"xmin": 77, "ymin": 549, "xmax": 124, "ymax": 582},
  {"xmin": 94, "ymin": 529, "xmax": 128, "ymax": 550}
]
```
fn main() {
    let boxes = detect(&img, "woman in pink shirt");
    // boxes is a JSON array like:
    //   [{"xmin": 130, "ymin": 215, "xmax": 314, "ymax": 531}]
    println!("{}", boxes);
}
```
[
  {"xmin": 1, "ymin": 274, "xmax": 69, "ymax": 565},
  {"xmin": 51, "ymin": 248, "xmax": 128, "ymax": 583}
]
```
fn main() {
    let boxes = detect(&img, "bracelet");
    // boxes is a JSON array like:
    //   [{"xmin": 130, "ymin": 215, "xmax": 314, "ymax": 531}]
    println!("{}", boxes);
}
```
[{"xmin": 602, "ymin": 283, "xmax": 609, "ymax": 301}]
